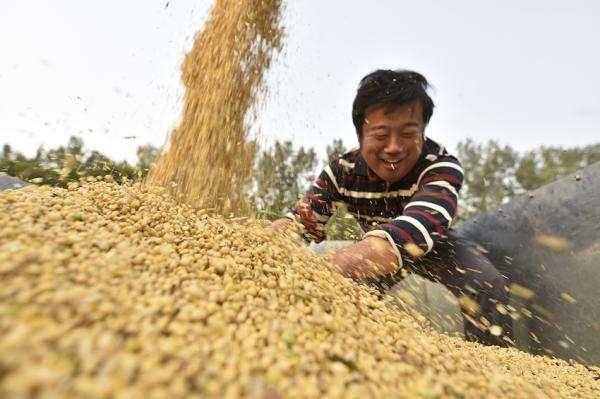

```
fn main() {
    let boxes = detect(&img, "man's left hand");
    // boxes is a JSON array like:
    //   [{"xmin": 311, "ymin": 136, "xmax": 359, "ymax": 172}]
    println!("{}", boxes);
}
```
[{"xmin": 327, "ymin": 236, "xmax": 399, "ymax": 279}]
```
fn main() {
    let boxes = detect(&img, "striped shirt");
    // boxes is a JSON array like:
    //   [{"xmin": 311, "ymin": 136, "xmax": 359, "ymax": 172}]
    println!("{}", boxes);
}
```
[{"xmin": 287, "ymin": 138, "xmax": 464, "ymax": 268}]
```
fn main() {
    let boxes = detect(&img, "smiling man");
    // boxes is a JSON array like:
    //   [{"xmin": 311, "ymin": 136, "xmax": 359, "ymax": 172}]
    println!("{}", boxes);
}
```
[{"xmin": 272, "ymin": 69, "xmax": 513, "ymax": 347}]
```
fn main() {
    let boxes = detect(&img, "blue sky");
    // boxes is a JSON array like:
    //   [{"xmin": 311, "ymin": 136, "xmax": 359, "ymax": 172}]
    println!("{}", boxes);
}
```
[{"xmin": 1, "ymin": 0, "xmax": 599, "ymax": 163}]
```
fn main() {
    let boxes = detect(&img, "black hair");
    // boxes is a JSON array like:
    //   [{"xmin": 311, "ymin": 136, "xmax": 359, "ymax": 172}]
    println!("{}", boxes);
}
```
[{"xmin": 352, "ymin": 69, "xmax": 434, "ymax": 137}]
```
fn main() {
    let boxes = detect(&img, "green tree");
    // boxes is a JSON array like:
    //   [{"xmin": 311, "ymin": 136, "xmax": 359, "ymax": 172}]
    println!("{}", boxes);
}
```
[
  {"xmin": 2, "ymin": 144, "xmax": 11, "ymax": 159},
  {"xmin": 252, "ymin": 141, "xmax": 318, "ymax": 220},
  {"xmin": 136, "ymin": 144, "xmax": 162, "ymax": 177},
  {"xmin": 456, "ymin": 138, "xmax": 519, "ymax": 219},
  {"xmin": 0, "ymin": 136, "xmax": 159, "ymax": 187},
  {"xmin": 5, "ymin": 134, "xmax": 598, "ymax": 229},
  {"xmin": 0, "ymin": 143, "xmax": 60, "ymax": 185},
  {"xmin": 326, "ymin": 138, "xmax": 349, "ymax": 162},
  {"xmin": 251, "ymin": 138, "xmax": 361, "ymax": 241},
  {"xmin": 516, "ymin": 144, "xmax": 600, "ymax": 190},
  {"xmin": 456, "ymin": 139, "xmax": 600, "ymax": 219}
]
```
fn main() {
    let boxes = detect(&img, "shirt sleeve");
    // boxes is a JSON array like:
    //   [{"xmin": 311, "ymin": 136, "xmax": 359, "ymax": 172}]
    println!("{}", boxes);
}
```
[
  {"xmin": 287, "ymin": 160, "xmax": 343, "ymax": 243},
  {"xmin": 365, "ymin": 156, "xmax": 463, "ymax": 268}
]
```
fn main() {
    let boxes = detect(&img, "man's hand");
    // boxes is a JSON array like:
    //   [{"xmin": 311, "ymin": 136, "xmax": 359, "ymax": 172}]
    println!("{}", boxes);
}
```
[
  {"xmin": 269, "ymin": 217, "xmax": 305, "ymax": 245},
  {"xmin": 269, "ymin": 218, "xmax": 295, "ymax": 233},
  {"xmin": 327, "ymin": 236, "xmax": 399, "ymax": 279}
]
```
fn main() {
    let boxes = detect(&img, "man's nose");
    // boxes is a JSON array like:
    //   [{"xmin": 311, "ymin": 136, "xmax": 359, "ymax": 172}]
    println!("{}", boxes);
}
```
[{"xmin": 384, "ymin": 136, "xmax": 404, "ymax": 154}]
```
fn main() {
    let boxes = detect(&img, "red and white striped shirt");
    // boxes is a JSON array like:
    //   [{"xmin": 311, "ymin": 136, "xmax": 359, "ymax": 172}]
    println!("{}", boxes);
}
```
[{"xmin": 288, "ymin": 138, "xmax": 463, "ymax": 268}]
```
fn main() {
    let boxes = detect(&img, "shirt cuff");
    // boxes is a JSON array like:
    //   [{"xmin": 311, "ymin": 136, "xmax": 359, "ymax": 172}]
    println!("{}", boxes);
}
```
[
  {"xmin": 284, "ymin": 212, "xmax": 296, "ymax": 221},
  {"xmin": 363, "ymin": 229, "xmax": 404, "ymax": 271}
]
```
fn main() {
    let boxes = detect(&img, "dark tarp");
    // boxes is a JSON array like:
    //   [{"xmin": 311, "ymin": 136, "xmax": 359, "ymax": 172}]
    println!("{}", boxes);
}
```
[
  {"xmin": 0, "ymin": 175, "xmax": 28, "ymax": 191},
  {"xmin": 458, "ymin": 161, "xmax": 600, "ymax": 365}
]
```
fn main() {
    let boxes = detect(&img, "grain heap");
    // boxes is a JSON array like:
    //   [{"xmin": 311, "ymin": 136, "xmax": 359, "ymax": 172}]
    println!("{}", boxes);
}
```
[
  {"xmin": 1, "ymin": 182, "xmax": 599, "ymax": 398},
  {"xmin": 146, "ymin": 0, "xmax": 283, "ymax": 215}
]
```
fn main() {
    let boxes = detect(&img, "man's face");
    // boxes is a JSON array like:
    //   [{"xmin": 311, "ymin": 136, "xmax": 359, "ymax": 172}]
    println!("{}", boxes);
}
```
[{"xmin": 359, "ymin": 102, "xmax": 425, "ymax": 183}]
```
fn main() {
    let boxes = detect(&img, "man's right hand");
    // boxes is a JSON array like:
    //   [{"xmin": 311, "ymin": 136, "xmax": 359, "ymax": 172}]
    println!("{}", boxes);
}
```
[
  {"xmin": 269, "ymin": 217, "xmax": 295, "ymax": 233},
  {"xmin": 269, "ymin": 217, "xmax": 305, "ymax": 245}
]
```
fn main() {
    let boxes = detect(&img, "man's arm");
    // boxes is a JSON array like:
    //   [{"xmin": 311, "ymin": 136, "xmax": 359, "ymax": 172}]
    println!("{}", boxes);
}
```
[{"xmin": 329, "ymin": 157, "xmax": 463, "ymax": 277}]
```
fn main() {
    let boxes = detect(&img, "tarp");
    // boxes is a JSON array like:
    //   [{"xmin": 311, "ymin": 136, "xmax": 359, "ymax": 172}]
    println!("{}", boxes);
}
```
[
  {"xmin": 0, "ymin": 175, "xmax": 28, "ymax": 191},
  {"xmin": 458, "ymin": 162, "xmax": 600, "ymax": 364}
]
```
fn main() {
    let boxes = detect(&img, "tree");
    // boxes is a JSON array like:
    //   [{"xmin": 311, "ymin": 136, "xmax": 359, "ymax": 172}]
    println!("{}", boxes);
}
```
[
  {"xmin": 2, "ymin": 144, "xmax": 11, "ymax": 159},
  {"xmin": 326, "ymin": 138, "xmax": 349, "ymax": 162},
  {"xmin": 252, "ymin": 141, "xmax": 318, "ymax": 220},
  {"xmin": 0, "ymin": 136, "xmax": 157, "ymax": 187},
  {"xmin": 136, "ymin": 144, "xmax": 162, "ymax": 177},
  {"xmin": 516, "ymin": 144, "xmax": 600, "ymax": 191},
  {"xmin": 456, "ymin": 139, "xmax": 520, "ymax": 220},
  {"xmin": 456, "ymin": 139, "xmax": 600, "ymax": 219},
  {"xmin": 251, "ymin": 138, "xmax": 362, "ymax": 240},
  {"xmin": 4, "ymin": 134, "xmax": 598, "ymax": 228}
]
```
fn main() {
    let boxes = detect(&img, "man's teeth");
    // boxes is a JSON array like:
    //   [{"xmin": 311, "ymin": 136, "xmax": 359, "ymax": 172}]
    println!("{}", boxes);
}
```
[{"xmin": 383, "ymin": 160, "xmax": 399, "ymax": 170}]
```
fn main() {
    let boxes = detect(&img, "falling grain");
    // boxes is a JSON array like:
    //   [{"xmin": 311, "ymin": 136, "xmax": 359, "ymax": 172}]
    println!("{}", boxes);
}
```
[
  {"xmin": 147, "ymin": 0, "xmax": 284, "ymax": 215},
  {"xmin": 534, "ymin": 234, "xmax": 573, "ymax": 252},
  {"xmin": 509, "ymin": 283, "xmax": 536, "ymax": 300}
]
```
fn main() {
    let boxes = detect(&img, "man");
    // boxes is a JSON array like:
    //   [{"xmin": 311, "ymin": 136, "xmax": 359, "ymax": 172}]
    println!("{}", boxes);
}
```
[{"xmin": 272, "ymin": 69, "xmax": 513, "ymax": 347}]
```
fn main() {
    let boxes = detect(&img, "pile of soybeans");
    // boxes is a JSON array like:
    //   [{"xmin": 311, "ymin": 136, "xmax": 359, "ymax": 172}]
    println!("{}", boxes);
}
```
[{"xmin": 1, "ymin": 182, "xmax": 599, "ymax": 398}]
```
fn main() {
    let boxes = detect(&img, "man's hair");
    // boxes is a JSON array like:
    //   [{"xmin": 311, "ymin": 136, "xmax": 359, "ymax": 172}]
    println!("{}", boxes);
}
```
[{"xmin": 352, "ymin": 69, "xmax": 434, "ymax": 138}]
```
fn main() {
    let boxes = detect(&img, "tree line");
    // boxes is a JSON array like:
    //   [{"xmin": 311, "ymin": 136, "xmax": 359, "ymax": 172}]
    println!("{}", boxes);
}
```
[{"xmin": 2, "ymin": 136, "xmax": 599, "ymax": 238}]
